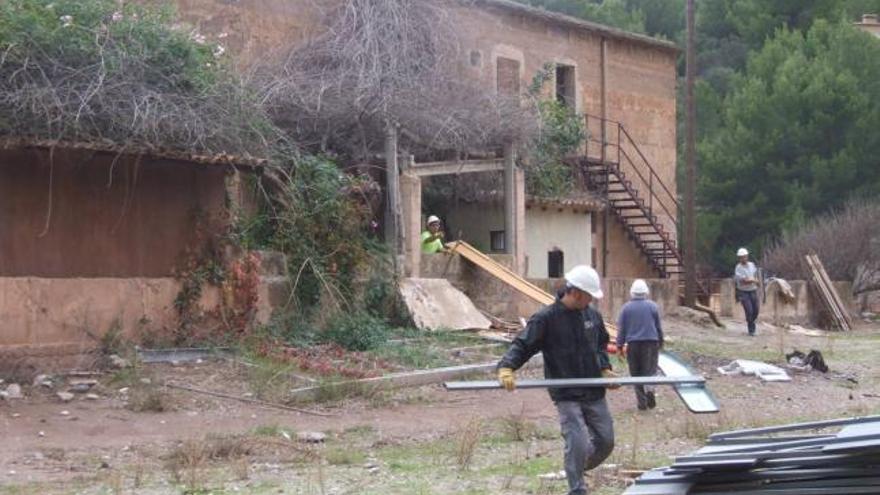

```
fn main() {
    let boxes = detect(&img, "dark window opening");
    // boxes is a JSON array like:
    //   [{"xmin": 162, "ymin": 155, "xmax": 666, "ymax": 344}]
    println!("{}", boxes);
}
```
[
  {"xmin": 470, "ymin": 50, "xmax": 482, "ymax": 67},
  {"xmin": 556, "ymin": 64, "xmax": 575, "ymax": 108},
  {"xmin": 591, "ymin": 247, "xmax": 597, "ymax": 267},
  {"xmin": 497, "ymin": 57, "xmax": 521, "ymax": 96},
  {"xmin": 490, "ymin": 230, "xmax": 506, "ymax": 252},
  {"xmin": 548, "ymin": 248, "xmax": 565, "ymax": 278}
]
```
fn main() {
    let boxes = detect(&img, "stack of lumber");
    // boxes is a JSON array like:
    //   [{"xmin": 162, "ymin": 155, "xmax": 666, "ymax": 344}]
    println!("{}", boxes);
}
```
[
  {"xmin": 625, "ymin": 415, "xmax": 880, "ymax": 494},
  {"xmin": 805, "ymin": 254, "xmax": 853, "ymax": 331}
]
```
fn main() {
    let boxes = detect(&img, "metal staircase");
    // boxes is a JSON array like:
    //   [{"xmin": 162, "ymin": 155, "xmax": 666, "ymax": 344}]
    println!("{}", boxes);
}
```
[{"xmin": 577, "ymin": 114, "xmax": 684, "ymax": 279}]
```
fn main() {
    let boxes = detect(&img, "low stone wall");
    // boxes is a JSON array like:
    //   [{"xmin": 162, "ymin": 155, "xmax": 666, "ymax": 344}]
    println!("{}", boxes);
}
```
[
  {"xmin": 713, "ymin": 278, "xmax": 856, "ymax": 326},
  {"xmin": 0, "ymin": 251, "xmax": 290, "ymax": 369},
  {"xmin": 421, "ymin": 253, "xmax": 678, "ymax": 321}
]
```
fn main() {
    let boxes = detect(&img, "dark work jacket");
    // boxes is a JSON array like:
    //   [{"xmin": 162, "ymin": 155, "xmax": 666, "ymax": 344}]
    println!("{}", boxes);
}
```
[{"xmin": 498, "ymin": 300, "xmax": 612, "ymax": 402}]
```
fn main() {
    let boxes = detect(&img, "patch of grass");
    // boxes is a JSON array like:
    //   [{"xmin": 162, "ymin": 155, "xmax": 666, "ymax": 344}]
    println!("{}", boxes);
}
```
[
  {"xmin": 325, "ymin": 446, "xmax": 367, "ymax": 466},
  {"xmin": 127, "ymin": 386, "xmax": 171, "ymax": 413},
  {"xmin": 251, "ymin": 424, "xmax": 294, "ymax": 438}
]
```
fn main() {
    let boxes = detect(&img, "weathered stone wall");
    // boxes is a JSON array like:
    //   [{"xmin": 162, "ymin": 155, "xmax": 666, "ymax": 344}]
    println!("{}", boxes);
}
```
[
  {"xmin": 0, "ymin": 147, "xmax": 229, "ymax": 277},
  {"xmin": 714, "ymin": 278, "xmax": 857, "ymax": 327}
]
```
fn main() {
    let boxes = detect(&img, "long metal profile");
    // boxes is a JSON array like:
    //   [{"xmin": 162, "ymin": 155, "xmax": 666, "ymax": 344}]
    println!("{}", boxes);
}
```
[
  {"xmin": 709, "ymin": 415, "xmax": 880, "ymax": 440},
  {"xmin": 443, "ymin": 375, "xmax": 705, "ymax": 391}
]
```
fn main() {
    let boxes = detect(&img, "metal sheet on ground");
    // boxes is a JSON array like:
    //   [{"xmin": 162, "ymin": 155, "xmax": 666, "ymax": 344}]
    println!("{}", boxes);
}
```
[
  {"xmin": 659, "ymin": 351, "xmax": 720, "ymax": 414},
  {"xmin": 398, "ymin": 278, "xmax": 491, "ymax": 331}
]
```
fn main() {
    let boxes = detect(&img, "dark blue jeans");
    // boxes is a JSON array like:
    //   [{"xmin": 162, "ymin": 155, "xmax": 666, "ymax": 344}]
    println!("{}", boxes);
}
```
[{"xmin": 739, "ymin": 290, "xmax": 760, "ymax": 334}]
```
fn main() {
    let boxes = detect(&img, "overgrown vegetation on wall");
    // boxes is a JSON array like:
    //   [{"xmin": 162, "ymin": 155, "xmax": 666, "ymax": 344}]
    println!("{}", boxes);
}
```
[{"xmin": 0, "ymin": 0, "xmax": 275, "ymax": 155}]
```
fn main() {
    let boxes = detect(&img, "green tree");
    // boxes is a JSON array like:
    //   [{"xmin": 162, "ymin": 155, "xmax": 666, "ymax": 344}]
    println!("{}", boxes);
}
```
[{"xmin": 697, "ymin": 21, "xmax": 880, "ymax": 270}]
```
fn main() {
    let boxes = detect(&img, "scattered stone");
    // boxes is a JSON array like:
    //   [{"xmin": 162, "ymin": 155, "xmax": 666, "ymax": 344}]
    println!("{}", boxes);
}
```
[
  {"xmin": 60, "ymin": 410, "xmax": 70, "ymax": 416},
  {"xmin": 108, "ymin": 354, "xmax": 130, "ymax": 369},
  {"xmin": 368, "ymin": 466, "xmax": 380, "ymax": 475},
  {"xmin": 33, "ymin": 374, "xmax": 53, "ymax": 388},
  {"xmin": 38, "ymin": 431, "xmax": 45, "ymax": 437},
  {"xmin": 7, "ymin": 470, "xmax": 15, "ymax": 475},
  {"xmin": 56, "ymin": 392, "xmax": 75, "ymax": 402},
  {"xmin": 86, "ymin": 393, "xmax": 100, "ymax": 400},
  {"xmin": 4, "ymin": 384, "xmax": 23, "ymax": 400},
  {"xmin": 11, "ymin": 413, "xmax": 20, "ymax": 418},
  {"xmin": 139, "ymin": 378, "xmax": 152, "ymax": 385},
  {"xmin": 118, "ymin": 387, "xmax": 130, "ymax": 394},
  {"xmin": 296, "ymin": 431, "xmax": 327, "ymax": 444},
  {"xmin": 100, "ymin": 461, "xmax": 110, "ymax": 469}
]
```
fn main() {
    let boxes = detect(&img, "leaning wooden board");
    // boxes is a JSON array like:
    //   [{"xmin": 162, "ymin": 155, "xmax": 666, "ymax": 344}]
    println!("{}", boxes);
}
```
[
  {"xmin": 446, "ymin": 240, "xmax": 619, "ymax": 339},
  {"xmin": 805, "ymin": 254, "xmax": 852, "ymax": 331},
  {"xmin": 808, "ymin": 254, "xmax": 854, "ymax": 330}
]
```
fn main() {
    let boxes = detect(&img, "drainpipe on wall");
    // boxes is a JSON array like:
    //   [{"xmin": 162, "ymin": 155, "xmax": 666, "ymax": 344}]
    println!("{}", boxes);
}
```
[{"xmin": 600, "ymin": 37, "xmax": 609, "ymax": 277}]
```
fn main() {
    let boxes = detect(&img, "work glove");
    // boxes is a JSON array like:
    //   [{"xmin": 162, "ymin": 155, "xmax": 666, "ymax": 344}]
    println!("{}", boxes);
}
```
[
  {"xmin": 498, "ymin": 367, "xmax": 516, "ymax": 392},
  {"xmin": 602, "ymin": 369, "xmax": 621, "ymax": 390}
]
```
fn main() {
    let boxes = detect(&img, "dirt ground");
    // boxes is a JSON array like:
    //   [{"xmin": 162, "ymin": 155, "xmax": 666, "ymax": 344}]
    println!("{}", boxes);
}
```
[{"xmin": 1, "ymin": 315, "xmax": 879, "ymax": 495}]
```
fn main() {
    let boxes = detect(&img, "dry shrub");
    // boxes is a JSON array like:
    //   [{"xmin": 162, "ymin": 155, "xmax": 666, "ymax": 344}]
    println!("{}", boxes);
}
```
[
  {"xmin": 763, "ymin": 199, "xmax": 880, "ymax": 292},
  {"xmin": 165, "ymin": 435, "xmax": 252, "ymax": 489},
  {"xmin": 0, "ymin": 0, "xmax": 277, "ymax": 156},
  {"xmin": 454, "ymin": 417, "xmax": 484, "ymax": 470},
  {"xmin": 253, "ymin": 0, "xmax": 538, "ymax": 161}
]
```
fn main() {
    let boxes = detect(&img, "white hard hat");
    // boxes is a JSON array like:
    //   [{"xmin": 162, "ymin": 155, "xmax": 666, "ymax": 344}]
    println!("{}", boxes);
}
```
[
  {"xmin": 630, "ymin": 279, "xmax": 649, "ymax": 297},
  {"xmin": 737, "ymin": 247, "xmax": 749, "ymax": 257},
  {"xmin": 427, "ymin": 215, "xmax": 441, "ymax": 225},
  {"xmin": 564, "ymin": 265, "xmax": 603, "ymax": 299}
]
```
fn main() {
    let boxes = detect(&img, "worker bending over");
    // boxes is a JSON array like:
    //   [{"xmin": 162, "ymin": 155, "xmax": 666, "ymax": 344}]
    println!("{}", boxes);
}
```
[
  {"xmin": 497, "ymin": 265, "xmax": 616, "ymax": 495},
  {"xmin": 616, "ymin": 279, "xmax": 663, "ymax": 411}
]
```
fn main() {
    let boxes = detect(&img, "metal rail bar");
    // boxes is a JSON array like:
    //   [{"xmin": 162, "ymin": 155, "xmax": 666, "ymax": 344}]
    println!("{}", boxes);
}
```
[
  {"xmin": 709, "ymin": 415, "xmax": 880, "ymax": 440},
  {"xmin": 444, "ymin": 375, "xmax": 705, "ymax": 391}
]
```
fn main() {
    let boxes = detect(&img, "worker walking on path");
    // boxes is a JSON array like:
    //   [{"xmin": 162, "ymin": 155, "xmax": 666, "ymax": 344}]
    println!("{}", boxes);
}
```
[
  {"xmin": 497, "ymin": 265, "xmax": 617, "ymax": 495},
  {"xmin": 616, "ymin": 279, "xmax": 663, "ymax": 411},
  {"xmin": 420, "ymin": 215, "xmax": 445, "ymax": 254},
  {"xmin": 734, "ymin": 247, "xmax": 760, "ymax": 336}
]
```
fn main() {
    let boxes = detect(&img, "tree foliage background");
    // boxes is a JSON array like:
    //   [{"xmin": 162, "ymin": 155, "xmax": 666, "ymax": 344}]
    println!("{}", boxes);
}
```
[{"xmin": 517, "ymin": 0, "xmax": 880, "ymax": 275}]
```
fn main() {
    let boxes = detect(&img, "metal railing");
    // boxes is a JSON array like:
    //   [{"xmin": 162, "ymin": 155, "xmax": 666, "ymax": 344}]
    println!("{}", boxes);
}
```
[{"xmin": 584, "ymin": 114, "xmax": 680, "ymax": 237}]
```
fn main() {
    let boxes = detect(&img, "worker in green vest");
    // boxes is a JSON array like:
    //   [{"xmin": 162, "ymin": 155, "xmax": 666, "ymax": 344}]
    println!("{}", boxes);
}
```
[{"xmin": 421, "ymin": 215, "xmax": 446, "ymax": 254}]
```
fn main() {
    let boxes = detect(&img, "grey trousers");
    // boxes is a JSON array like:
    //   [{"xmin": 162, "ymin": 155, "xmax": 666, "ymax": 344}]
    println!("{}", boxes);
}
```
[
  {"xmin": 556, "ymin": 398, "xmax": 615, "ymax": 495},
  {"xmin": 627, "ymin": 341, "xmax": 660, "ymax": 409}
]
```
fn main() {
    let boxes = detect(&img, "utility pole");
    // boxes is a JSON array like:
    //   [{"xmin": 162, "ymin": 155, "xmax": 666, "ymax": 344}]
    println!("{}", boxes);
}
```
[
  {"xmin": 385, "ymin": 122, "xmax": 403, "ymax": 274},
  {"xmin": 684, "ymin": 0, "xmax": 697, "ymax": 307},
  {"xmin": 503, "ymin": 142, "xmax": 516, "ymax": 257}
]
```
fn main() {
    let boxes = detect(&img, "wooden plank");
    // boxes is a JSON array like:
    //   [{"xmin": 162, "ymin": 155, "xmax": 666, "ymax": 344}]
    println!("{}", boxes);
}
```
[
  {"xmin": 805, "ymin": 255, "xmax": 848, "ymax": 331},
  {"xmin": 805, "ymin": 255, "xmax": 844, "ymax": 331},
  {"xmin": 409, "ymin": 159, "xmax": 504, "ymax": 177},
  {"xmin": 807, "ymin": 254, "xmax": 850, "ymax": 331},
  {"xmin": 449, "ymin": 240, "xmax": 620, "ymax": 338},
  {"xmin": 809, "ymin": 254, "xmax": 853, "ymax": 330}
]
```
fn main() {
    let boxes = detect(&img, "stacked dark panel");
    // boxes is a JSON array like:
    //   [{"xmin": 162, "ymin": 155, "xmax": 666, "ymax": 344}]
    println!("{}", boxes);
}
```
[{"xmin": 625, "ymin": 415, "xmax": 880, "ymax": 494}]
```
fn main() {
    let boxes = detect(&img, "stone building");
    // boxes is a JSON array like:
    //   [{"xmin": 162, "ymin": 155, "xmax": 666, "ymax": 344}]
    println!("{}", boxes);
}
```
[
  {"xmin": 856, "ymin": 13, "xmax": 880, "ymax": 37},
  {"xmin": 172, "ymin": 0, "xmax": 681, "ymax": 280}
]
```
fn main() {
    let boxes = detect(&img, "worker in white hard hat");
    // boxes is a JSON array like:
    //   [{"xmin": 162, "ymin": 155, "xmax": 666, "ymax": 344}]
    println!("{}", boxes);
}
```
[
  {"xmin": 734, "ymin": 247, "xmax": 760, "ymax": 336},
  {"xmin": 420, "ymin": 215, "xmax": 446, "ymax": 254},
  {"xmin": 497, "ymin": 265, "xmax": 616, "ymax": 495},
  {"xmin": 616, "ymin": 279, "xmax": 664, "ymax": 410}
]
